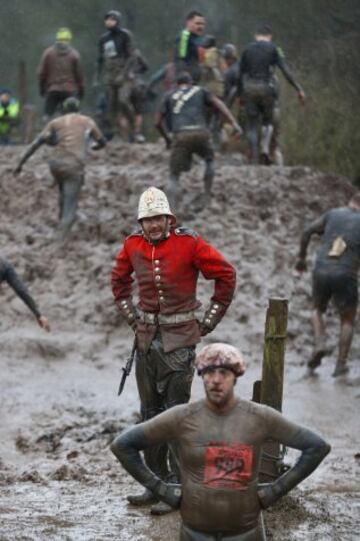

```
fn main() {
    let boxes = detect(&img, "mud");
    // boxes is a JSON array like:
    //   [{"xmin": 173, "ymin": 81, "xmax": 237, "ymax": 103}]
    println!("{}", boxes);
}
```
[{"xmin": 1, "ymin": 141, "xmax": 359, "ymax": 540}]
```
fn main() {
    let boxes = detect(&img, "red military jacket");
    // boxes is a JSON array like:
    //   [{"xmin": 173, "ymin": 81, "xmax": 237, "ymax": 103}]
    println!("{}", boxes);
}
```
[{"xmin": 111, "ymin": 227, "xmax": 236, "ymax": 352}]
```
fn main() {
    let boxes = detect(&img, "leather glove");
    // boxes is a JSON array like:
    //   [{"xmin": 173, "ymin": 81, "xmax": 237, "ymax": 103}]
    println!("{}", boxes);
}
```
[
  {"xmin": 117, "ymin": 299, "xmax": 138, "ymax": 329},
  {"xmin": 156, "ymin": 481, "xmax": 182, "ymax": 509},
  {"xmin": 200, "ymin": 302, "xmax": 226, "ymax": 336}
]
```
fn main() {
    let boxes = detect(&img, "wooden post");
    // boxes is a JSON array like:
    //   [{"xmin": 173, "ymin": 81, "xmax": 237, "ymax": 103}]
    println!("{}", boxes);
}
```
[
  {"xmin": 259, "ymin": 298, "xmax": 288, "ymax": 481},
  {"xmin": 21, "ymin": 105, "xmax": 37, "ymax": 144}
]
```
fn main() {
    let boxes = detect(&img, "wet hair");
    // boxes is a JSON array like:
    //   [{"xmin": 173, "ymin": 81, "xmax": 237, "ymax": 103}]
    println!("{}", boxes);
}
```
[
  {"xmin": 63, "ymin": 97, "xmax": 80, "ymax": 113},
  {"xmin": 202, "ymin": 35, "xmax": 216, "ymax": 48},
  {"xmin": 349, "ymin": 191, "xmax": 360, "ymax": 208},
  {"xmin": 222, "ymin": 43, "xmax": 237, "ymax": 59},
  {"xmin": 186, "ymin": 10, "xmax": 203, "ymax": 21},
  {"xmin": 176, "ymin": 71, "xmax": 193, "ymax": 85},
  {"xmin": 255, "ymin": 23, "xmax": 272, "ymax": 36}
]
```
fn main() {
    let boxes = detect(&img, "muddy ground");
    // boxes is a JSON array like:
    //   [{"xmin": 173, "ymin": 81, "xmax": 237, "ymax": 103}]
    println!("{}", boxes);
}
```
[{"xmin": 0, "ymin": 141, "xmax": 359, "ymax": 541}]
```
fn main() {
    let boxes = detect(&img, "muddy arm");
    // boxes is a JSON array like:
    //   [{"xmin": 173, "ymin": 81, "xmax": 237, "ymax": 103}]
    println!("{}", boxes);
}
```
[
  {"xmin": 296, "ymin": 215, "xmax": 327, "ymax": 271},
  {"xmin": 111, "ymin": 425, "xmax": 181, "ymax": 508},
  {"xmin": 258, "ymin": 425, "xmax": 330, "ymax": 509},
  {"xmin": 210, "ymin": 95, "xmax": 242, "ymax": 134},
  {"xmin": 2, "ymin": 260, "xmax": 41, "ymax": 319},
  {"xmin": 14, "ymin": 136, "xmax": 46, "ymax": 174},
  {"xmin": 154, "ymin": 111, "xmax": 172, "ymax": 148}
]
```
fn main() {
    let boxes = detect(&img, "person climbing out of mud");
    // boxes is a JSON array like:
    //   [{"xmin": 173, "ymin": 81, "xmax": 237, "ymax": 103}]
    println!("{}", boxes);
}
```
[
  {"xmin": 155, "ymin": 71, "xmax": 242, "ymax": 209},
  {"xmin": 38, "ymin": 28, "xmax": 84, "ymax": 121},
  {"xmin": 111, "ymin": 186, "xmax": 236, "ymax": 515},
  {"xmin": 14, "ymin": 97, "xmax": 106, "ymax": 241},
  {"xmin": 295, "ymin": 192, "xmax": 360, "ymax": 378},
  {"xmin": 111, "ymin": 342, "xmax": 330, "ymax": 540},
  {"xmin": 95, "ymin": 10, "xmax": 145, "ymax": 143},
  {"xmin": 238, "ymin": 24, "xmax": 305, "ymax": 165},
  {"xmin": 0, "ymin": 257, "xmax": 50, "ymax": 332},
  {"xmin": 174, "ymin": 10, "xmax": 205, "ymax": 84}
]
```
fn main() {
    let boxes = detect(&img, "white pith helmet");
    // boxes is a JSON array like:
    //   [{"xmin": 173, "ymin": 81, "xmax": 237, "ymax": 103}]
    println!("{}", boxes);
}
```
[{"xmin": 138, "ymin": 187, "xmax": 176, "ymax": 224}]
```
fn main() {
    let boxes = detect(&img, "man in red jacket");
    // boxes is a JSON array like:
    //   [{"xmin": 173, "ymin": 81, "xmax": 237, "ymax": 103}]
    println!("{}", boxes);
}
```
[{"xmin": 111, "ymin": 186, "xmax": 236, "ymax": 514}]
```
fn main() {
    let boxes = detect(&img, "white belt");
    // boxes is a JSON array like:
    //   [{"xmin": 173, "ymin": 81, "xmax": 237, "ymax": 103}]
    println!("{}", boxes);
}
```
[{"xmin": 138, "ymin": 310, "xmax": 196, "ymax": 325}]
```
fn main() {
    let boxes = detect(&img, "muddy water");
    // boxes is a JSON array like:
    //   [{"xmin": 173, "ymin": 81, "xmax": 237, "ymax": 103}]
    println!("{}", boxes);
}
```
[{"xmin": 0, "ymin": 143, "xmax": 359, "ymax": 540}]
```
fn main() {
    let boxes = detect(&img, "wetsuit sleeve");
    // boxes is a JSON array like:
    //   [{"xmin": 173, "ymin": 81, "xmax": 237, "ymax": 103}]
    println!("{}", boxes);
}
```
[
  {"xmin": 258, "ymin": 406, "xmax": 331, "ymax": 509},
  {"xmin": 193, "ymin": 237, "xmax": 236, "ymax": 308},
  {"xmin": 111, "ymin": 241, "xmax": 135, "ymax": 304},
  {"xmin": 111, "ymin": 415, "xmax": 183, "ymax": 508},
  {"xmin": 1, "ymin": 261, "xmax": 41, "ymax": 318},
  {"xmin": 298, "ymin": 213, "xmax": 327, "ymax": 259},
  {"xmin": 275, "ymin": 47, "xmax": 303, "ymax": 92}
]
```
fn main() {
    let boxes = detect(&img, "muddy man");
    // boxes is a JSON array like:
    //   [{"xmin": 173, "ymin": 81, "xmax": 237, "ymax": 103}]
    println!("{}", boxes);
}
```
[
  {"xmin": 296, "ymin": 192, "xmax": 360, "ymax": 377},
  {"xmin": 111, "ymin": 343, "xmax": 330, "ymax": 540},
  {"xmin": 14, "ymin": 97, "xmax": 106, "ymax": 240}
]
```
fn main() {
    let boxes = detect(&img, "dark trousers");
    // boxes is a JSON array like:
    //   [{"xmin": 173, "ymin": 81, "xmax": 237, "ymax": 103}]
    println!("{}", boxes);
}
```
[
  {"xmin": 135, "ymin": 332, "xmax": 195, "ymax": 480},
  {"xmin": 44, "ymin": 91, "xmax": 75, "ymax": 117}
]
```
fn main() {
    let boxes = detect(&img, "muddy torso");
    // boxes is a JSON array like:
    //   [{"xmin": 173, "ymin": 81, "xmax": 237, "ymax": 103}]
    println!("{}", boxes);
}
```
[
  {"xmin": 41, "ymin": 114, "xmax": 102, "ymax": 164},
  {"xmin": 240, "ymin": 41, "xmax": 280, "ymax": 82},
  {"xmin": 315, "ymin": 208, "xmax": 360, "ymax": 277},
  {"xmin": 142, "ymin": 399, "xmax": 300, "ymax": 534},
  {"xmin": 99, "ymin": 28, "xmax": 133, "ymax": 85},
  {"xmin": 162, "ymin": 86, "xmax": 212, "ymax": 132}
]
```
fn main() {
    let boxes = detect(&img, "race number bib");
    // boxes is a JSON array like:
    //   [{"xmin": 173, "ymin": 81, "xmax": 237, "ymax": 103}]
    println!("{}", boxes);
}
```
[{"xmin": 204, "ymin": 443, "xmax": 253, "ymax": 489}]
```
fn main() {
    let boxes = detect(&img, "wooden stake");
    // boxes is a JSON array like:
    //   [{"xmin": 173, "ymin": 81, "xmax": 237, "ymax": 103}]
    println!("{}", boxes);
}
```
[{"xmin": 259, "ymin": 298, "xmax": 288, "ymax": 481}]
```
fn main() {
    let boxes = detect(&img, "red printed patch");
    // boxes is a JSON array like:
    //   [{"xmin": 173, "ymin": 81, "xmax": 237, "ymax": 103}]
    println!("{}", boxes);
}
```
[{"xmin": 203, "ymin": 443, "xmax": 253, "ymax": 489}]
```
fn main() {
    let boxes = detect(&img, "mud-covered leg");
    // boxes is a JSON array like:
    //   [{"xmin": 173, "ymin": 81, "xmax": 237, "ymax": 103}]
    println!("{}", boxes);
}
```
[
  {"xmin": 151, "ymin": 346, "xmax": 195, "ymax": 515},
  {"xmin": 203, "ymin": 158, "xmax": 215, "ymax": 206},
  {"xmin": 333, "ymin": 308, "xmax": 356, "ymax": 376},
  {"xmin": 57, "ymin": 173, "xmax": 84, "ymax": 240},
  {"xmin": 246, "ymin": 115, "xmax": 260, "ymax": 164},
  {"xmin": 260, "ymin": 124, "xmax": 274, "ymax": 164},
  {"xmin": 127, "ymin": 347, "xmax": 169, "ymax": 506},
  {"xmin": 167, "ymin": 174, "xmax": 181, "ymax": 209},
  {"xmin": 308, "ymin": 308, "xmax": 328, "ymax": 372}
]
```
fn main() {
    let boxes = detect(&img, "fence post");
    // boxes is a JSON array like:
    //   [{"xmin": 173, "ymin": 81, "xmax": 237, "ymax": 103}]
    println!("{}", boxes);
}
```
[{"xmin": 259, "ymin": 298, "xmax": 288, "ymax": 481}]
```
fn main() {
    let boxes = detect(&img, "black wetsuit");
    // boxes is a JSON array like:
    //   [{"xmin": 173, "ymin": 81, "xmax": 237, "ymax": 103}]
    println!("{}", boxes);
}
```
[
  {"xmin": 0, "ymin": 258, "xmax": 41, "ymax": 318},
  {"xmin": 238, "ymin": 40, "xmax": 303, "ymax": 163}
]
